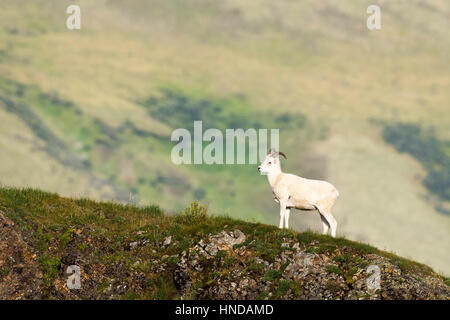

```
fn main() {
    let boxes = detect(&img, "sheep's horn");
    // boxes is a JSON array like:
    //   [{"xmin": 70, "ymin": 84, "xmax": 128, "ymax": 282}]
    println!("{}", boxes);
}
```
[
  {"xmin": 267, "ymin": 148, "xmax": 276, "ymax": 155},
  {"xmin": 278, "ymin": 151, "xmax": 287, "ymax": 160}
]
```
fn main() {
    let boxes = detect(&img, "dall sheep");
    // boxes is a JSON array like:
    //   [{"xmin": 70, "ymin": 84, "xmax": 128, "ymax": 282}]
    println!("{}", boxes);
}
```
[{"xmin": 258, "ymin": 149, "xmax": 339, "ymax": 237}]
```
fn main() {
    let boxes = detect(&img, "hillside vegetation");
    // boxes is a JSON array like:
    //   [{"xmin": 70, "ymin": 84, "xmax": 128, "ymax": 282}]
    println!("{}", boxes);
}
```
[
  {"xmin": 382, "ymin": 122, "xmax": 450, "ymax": 204},
  {"xmin": 0, "ymin": 0, "xmax": 448, "ymax": 275},
  {"xmin": 0, "ymin": 187, "xmax": 449, "ymax": 300}
]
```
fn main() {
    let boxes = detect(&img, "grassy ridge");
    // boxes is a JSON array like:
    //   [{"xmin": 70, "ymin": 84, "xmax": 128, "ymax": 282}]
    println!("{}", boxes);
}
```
[{"xmin": 0, "ymin": 187, "xmax": 442, "ymax": 299}]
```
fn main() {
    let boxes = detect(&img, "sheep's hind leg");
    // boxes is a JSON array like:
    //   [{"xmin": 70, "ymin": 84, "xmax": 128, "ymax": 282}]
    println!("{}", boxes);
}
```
[
  {"xmin": 328, "ymin": 215, "xmax": 337, "ymax": 237},
  {"xmin": 317, "ymin": 208, "xmax": 337, "ymax": 238},
  {"xmin": 319, "ymin": 213, "xmax": 330, "ymax": 235}
]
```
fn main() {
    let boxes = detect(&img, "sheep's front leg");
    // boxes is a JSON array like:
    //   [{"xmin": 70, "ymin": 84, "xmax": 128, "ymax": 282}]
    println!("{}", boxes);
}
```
[
  {"xmin": 279, "ymin": 200, "xmax": 288, "ymax": 229},
  {"xmin": 279, "ymin": 206, "xmax": 284, "ymax": 229},
  {"xmin": 284, "ymin": 208, "xmax": 290, "ymax": 229}
]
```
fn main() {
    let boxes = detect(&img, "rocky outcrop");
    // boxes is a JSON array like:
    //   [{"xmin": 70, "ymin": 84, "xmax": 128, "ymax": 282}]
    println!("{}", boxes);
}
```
[
  {"xmin": 1, "ymin": 218, "xmax": 449, "ymax": 300},
  {"xmin": 173, "ymin": 230, "xmax": 450, "ymax": 300},
  {"xmin": 174, "ymin": 230, "xmax": 247, "ymax": 295}
]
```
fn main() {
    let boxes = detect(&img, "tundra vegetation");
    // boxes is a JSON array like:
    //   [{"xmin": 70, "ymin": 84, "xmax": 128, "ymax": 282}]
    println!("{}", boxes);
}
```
[{"xmin": 0, "ymin": 187, "xmax": 448, "ymax": 300}]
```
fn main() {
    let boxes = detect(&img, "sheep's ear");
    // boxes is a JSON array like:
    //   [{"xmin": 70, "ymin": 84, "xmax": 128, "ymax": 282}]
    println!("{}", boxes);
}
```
[{"xmin": 278, "ymin": 151, "xmax": 287, "ymax": 160}]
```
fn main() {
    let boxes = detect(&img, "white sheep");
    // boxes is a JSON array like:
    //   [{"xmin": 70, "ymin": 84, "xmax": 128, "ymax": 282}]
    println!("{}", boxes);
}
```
[{"xmin": 258, "ymin": 149, "xmax": 339, "ymax": 237}]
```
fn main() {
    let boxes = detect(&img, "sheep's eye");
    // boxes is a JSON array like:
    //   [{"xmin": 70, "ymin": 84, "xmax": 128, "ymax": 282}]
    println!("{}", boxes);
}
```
[{"xmin": 268, "ymin": 162, "xmax": 272, "ymax": 165}]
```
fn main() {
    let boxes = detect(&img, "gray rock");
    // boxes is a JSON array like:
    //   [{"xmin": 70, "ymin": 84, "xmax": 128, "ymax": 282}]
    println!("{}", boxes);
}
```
[
  {"xmin": 163, "ymin": 236, "xmax": 172, "ymax": 246},
  {"xmin": 129, "ymin": 241, "xmax": 138, "ymax": 249}
]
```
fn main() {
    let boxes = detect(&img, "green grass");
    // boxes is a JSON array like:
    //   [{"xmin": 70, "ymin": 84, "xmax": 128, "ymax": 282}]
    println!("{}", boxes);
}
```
[
  {"xmin": 37, "ymin": 254, "xmax": 61, "ymax": 284},
  {"xmin": 326, "ymin": 265, "xmax": 343, "ymax": 276},
  {"xmin": 0, "ymin": 186, "xmax": 444, "ymax": 299},
  {"xmin": 444, "ymin": 277, "xmax": 450, "ymax": 287}
]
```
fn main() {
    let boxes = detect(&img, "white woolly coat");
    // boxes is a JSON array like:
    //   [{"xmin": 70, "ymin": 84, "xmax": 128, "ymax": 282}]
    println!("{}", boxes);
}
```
[{"xmin": 270, "ymin": 173, "xmax": 339, "ymax": 211}]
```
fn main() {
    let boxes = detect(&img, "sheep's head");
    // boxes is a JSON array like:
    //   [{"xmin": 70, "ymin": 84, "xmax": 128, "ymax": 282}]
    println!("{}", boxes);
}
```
[{"xmin": 258, "ymin": 149, "xmax": 287, "ymax": 175}]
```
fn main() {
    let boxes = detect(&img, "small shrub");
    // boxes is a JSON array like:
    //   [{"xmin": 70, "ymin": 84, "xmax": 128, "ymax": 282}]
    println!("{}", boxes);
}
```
[
  {"xmin": 326, "ymin": 265, "xmax": 343, "ymax": 275},
  {"xmin": 223, "ymin": 256, "xmax": 237, "ymax": 268},
  {"xmin": 167, "ymin": 256, "xmax": 180, "ymax": 267},
  {"xmin": 333, "ymin": 253, "xmax": 351, "ymax": 263},
  {"xmin": 263, "ymin": 269, "xmax": 282, "ymax": 282},
  {"xmin": 257, "ymin": 290, "xmax": 270, "ymax": 300},
  {"xmin": 177, "ymin": 237, "xmax": 190, "ymax": 251},
  {"xmin": 78, "ymin": 243, "xmax": 88, "ymax": 252},
  {"xmin": 177, "ymin": 201, "xmax": 208, "ymax": 224},
  {"xmin": 38, "ymin": 255, "xmax": 61, "ymax": 283},
  {"xmin": 273, "ymin": 280, "xmax": 291, "ymax": 299},
  {"xmin": 0, "ymin": 267, "xmax": 11, "ymax": 277},
  {"xmin": 59, "ymin": 228, "xmax": 76, "ymax": 248},
  {"xmin": 247, "ymin": 260, "xmax": 265, "ymax": 276}
]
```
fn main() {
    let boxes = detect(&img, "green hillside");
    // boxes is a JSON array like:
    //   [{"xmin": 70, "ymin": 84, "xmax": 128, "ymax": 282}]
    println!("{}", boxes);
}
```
[
  {"xmin": 0, "ymin": 187, "xmax": 448, "ymax": 299},
  {"xmin": 0, "ymin": 0, "xmax": 449, "ymax": 276}
]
